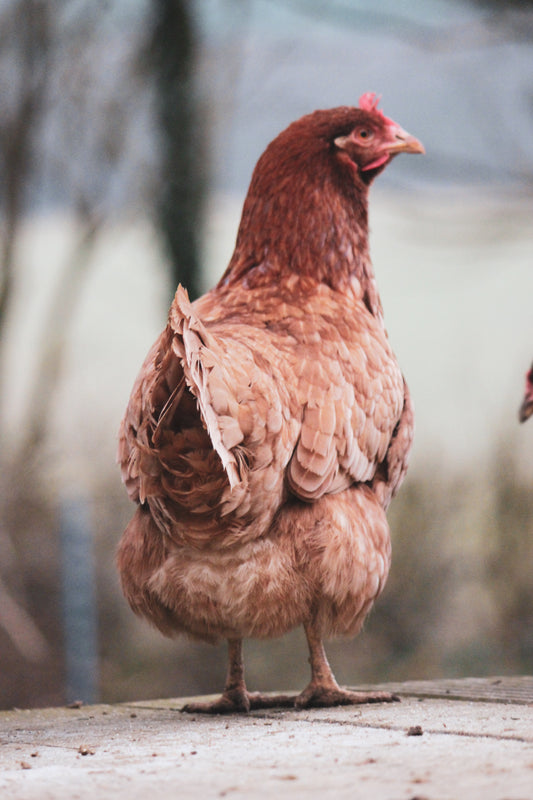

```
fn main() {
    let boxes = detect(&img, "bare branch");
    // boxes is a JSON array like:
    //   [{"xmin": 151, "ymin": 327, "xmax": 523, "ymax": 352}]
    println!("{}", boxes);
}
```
[{"xmin": 0, "ymin": 577, "xmax": 49, "ymax": 663}]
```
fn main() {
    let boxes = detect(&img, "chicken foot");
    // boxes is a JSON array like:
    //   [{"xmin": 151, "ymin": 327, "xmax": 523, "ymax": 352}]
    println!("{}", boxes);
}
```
[
  {"xmin": 181, "ymin": 638, "xmax": 295, "ymax": 714},
  {"xmin": 181, "ymin": 626, "xmax": 399, "ymax": 714},
  {"xmin": 293, "ymin": 622, "xmax": 399, "ymax": 709}
]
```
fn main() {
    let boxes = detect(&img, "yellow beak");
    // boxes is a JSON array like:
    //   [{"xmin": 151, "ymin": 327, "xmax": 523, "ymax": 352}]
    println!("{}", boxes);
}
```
[{"xmin": 387, "ymin": 126, "xmax": 425, "ymax": 155}]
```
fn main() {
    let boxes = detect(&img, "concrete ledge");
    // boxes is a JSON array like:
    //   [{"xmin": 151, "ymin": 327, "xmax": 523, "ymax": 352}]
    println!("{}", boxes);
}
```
[{"xmin": 1, "ymin": 677, "xmax": 532, "ymax": 799}]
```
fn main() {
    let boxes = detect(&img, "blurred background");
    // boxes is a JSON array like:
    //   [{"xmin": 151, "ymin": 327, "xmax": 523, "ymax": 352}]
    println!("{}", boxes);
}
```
[{"xmin": 1, "ymin": 0, "xmax": 532, "ymax": 710}]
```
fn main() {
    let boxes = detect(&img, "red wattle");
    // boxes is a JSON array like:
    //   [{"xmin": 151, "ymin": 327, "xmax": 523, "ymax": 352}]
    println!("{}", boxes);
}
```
[{"xmin": 361, "ymin": 154, "xmax": 390, "ymax": 172}]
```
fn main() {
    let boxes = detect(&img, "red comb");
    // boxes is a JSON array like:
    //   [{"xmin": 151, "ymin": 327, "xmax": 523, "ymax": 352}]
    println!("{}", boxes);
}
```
[
  {"xmin": 359, "ymin": 92, "xmax": 382, "ymax": 112},
  {"xmin": 358, "ymin": 92, "xmax": 393, "ymax": 124}
]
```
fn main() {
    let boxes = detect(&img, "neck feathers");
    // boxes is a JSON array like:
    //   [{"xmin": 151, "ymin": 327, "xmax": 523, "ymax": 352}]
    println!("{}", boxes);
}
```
[{"xmin": 220, "ymin": 138, "xmax": 380, "ymax": 313}]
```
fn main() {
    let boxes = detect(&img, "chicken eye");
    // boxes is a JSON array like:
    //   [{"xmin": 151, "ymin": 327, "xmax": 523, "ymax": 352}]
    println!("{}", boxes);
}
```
[{"xmin": 358, "ymin": 129, "xmax": 373, "ymax": 140}]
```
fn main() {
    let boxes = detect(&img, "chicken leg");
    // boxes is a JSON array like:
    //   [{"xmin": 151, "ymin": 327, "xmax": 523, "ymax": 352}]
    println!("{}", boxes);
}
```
[
  {"xmin": 181, "ymin": 627, "xmax": 398, "ymax": 713},
  {"xmin": 181, "ymin": 639, "xmax": 294, "ymax": 714},
  {"xmin": 294, "ymin": 623, "xmax": 400, "ymax": 708},
  {"xmin": 294, "ymin": 622, "xmax": 399, "ymax": 708}
]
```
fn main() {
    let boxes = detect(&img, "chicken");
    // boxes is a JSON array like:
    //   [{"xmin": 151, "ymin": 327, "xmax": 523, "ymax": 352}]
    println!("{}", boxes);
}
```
[
  {"xmin": 519, "ymin": 363, "xmax": 533, "ymax": 422},
  {"xmin": 117, "ymin": 93, "xmax": 424, "ymax": 713}
]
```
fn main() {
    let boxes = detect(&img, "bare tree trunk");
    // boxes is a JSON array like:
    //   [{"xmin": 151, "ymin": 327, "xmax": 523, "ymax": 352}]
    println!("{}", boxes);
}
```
[
  {"xmin": 150, "ymin": 0, "xmax": 205, "ymax": 300},
  {"xmin": 0, "ymin": 0, "xmax": 50, "ymax": 348}
]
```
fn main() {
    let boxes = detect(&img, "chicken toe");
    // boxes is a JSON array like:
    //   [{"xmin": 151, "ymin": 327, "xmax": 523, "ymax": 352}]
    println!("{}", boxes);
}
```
[
  {"xmin": 181, "ymin": 689, "xmax": 252, "ymax": 715},
  {"xmin": 295, "ymin": 684, "xmax": 399, "ymax": 709}
]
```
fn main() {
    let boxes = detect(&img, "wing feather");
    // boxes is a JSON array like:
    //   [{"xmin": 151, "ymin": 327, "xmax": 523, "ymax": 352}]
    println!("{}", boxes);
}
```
[
  {"xmin": 171, "ymin": 287, "xmax": 243, "ymax": 489},
  {"xmin": 287, "ymin": 312, "xmax": 405, "ymax": 502}
]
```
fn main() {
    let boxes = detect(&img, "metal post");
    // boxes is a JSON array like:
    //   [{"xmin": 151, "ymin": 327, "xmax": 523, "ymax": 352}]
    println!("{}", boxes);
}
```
[{"xmin": 59, "ymin": 494, "xmax": 98, "ymax": 704}]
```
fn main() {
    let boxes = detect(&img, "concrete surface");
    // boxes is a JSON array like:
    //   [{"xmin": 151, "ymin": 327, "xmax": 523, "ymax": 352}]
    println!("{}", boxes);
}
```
[{"xmin": 1, "ymin": 677, "xmax": 532, "ymax": 800}]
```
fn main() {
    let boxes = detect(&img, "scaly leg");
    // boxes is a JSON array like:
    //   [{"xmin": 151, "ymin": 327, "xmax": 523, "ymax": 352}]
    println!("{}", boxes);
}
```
[
  {"xmin": 181, "ymin": 638, "xmax": 294, "ymax": 714},
  {"xmin": 294, "ymin": 621, "xmax": 399, "ymax": 709}
]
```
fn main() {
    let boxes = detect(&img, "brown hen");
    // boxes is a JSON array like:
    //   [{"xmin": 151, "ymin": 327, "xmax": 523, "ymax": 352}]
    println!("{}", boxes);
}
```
[{"xmin": 118, "ymin": 93, "xmax": 424, "ymax": 713}]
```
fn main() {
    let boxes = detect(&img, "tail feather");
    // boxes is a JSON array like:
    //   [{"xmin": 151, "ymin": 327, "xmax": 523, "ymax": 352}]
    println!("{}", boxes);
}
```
[{"xmin": 170, "ymin": 285, "xmax": 242, "ymax": 489}]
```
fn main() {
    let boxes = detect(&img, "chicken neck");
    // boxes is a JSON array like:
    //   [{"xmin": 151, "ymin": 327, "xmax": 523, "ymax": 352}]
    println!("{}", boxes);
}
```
[{"xmin": 220, "ymin": 155, "xmax": 382, "ymax": 316}]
